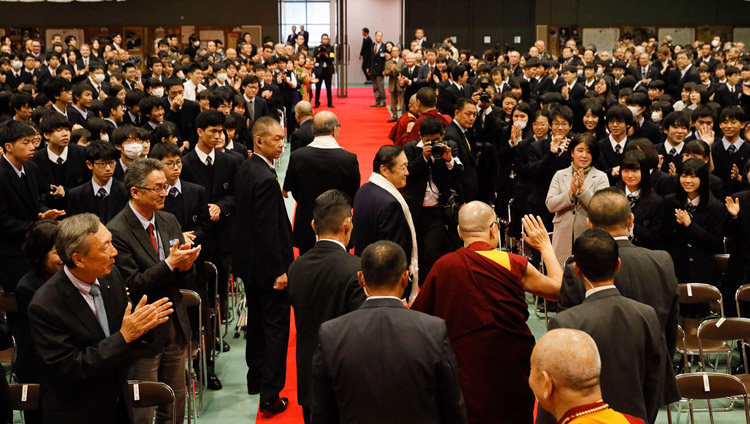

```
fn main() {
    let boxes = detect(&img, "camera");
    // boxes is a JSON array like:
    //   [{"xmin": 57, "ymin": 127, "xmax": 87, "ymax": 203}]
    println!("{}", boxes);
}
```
[
  {"xmin": 478, "ymin": 78, "xmax": 491, "ymax": 103},
  {"xmin": 479, "ymin": 91, "xmax": 491, "ymax": 103},
  {"xmin": 431, "ymin": 142, "xmax": 446, "ymax": 159}
]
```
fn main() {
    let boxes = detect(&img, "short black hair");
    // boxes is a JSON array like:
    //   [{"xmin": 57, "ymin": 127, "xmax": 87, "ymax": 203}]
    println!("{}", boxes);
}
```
[
  {"xmin": 101, "ymin": 97, "xmax": 123, "ymax": 118},
  {"xmin": 149, "ymin": 141, "xmax": 181, "ymax": 160},
  {"xmin": 72, "ymin": 83, "xmax": 93, "ymax": 103},
  {"xmin": 549, "ymin": 104, "xmax": 574, "ymax": 125},
  {"xmin": 618, "ymin": 150, "xmax": 653, "ymax": 193},
  {"xmin": 10, "ymin": 92, "xmax": 33, "ymax": 111},
  {"xmin": 85, "ymin": 118, "xmax": 109, "ymax": 137},
  {"xmin": 573, "ymin": 228, "xmax": 619, "ymax": 283},
  {"xmin": 419, "ymin": 116, "xmax": 445, "ymax": 136},
  {"xmin": 676, "ymin": 158, "xmax": 712, "ymax": 207},
  {"xmin": 41, "ymin": 113, "xmax": 70, "ymax": 134},
  {"xmin": 416, "ymin": 87, "xmax": 436, "ymax": 108},
  {"xmin": 683, "ymin": 139, "xmax": 710, "ymax": 160},
  {"xmin": 568, "ymin": 133, "xmax": 599, "ymax": 160},
  {"xmin": 360, "ymin": 240, "xmax": 407, "ymax": 289},
  {"xmin": 662, "ymin": 111, "xmax": 691, "ymax": 130},
  {"xmin": 455, "ymin": 98, "xmax": 476, "ymax": 113},
  {"xmin": 22, "ymin": 220, "xmax": 60, "ymax": 272},
  {"xmin": 195, "ymin": 110, "xmax": 226, "ymax": 130},
  {"xmin": 85, "ymin": 140, "xmax": 120, "ymax": 162},
  {"xmin": 312, "ymin": 189, "xmax": 352, "ymax": 235},
  {"xmin": 606, "ymin": 104, "xmax": 634, "ymax": 127},
  {"xmin": 373, "ymin": 145, "xmax": 404, "ymax": 174},
  {"xmin": 45, "ymin": 76, "xmax": 72, "ymax": 101},
  {"xmin": 718, "ymin": 106, "xmax": 746, "ymax": 124},
  {"xmin": 0, "ymin": 120, "xmax": 35, "ymax": 145},
  {"xmin": 138, "ymin": 96, "xmax": 164, "ymax": 118},
  {"xmin": 124, "ymin": 90, "xmax": 145, "ymax": 108},
  {"xmin": 111, "ymin": 124, "xmax": 141, "ymax": 147}
]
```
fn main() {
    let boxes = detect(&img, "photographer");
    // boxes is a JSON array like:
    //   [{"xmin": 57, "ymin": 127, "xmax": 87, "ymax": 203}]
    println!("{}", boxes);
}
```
[
  {"xmin": 312, "ymin": 34, "xmax": 335, "ymax": 108},
  {"xmin": 404, "ymin": 116, "xmax": 463, "ymax": 286}
]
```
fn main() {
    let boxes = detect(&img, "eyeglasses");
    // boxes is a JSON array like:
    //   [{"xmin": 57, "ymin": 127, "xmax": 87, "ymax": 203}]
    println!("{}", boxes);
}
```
[
  {"xmin": 136, "ymin": 184, "xmax": 169, "ymax": 193},
  {"xmin": 93, "ymin": 160, "xmax": 116, "ymax": 169},
  {"xmin": 532, "ymin": 122, "xmax": 548, "ymax": 128},
  {"xmin": 162, "ymin": 160, "xmax": 182, "ymax": 168},
  {"xmin": 551, "ymin": 121, "xmax": 570, "ymax": 128}
]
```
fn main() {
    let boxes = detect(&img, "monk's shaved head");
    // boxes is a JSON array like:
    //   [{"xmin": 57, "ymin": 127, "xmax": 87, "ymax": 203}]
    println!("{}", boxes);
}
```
[
  {"xmin": 458, "ymin": 201, "xmax": 496, "ymax": 234},
  {"xmin": 531, "ymin": 329, "xmax": 601, "ymax": 392},
  {"xmin": 312, "ymin": 110, "xmax": 339, "ymax": 136}
]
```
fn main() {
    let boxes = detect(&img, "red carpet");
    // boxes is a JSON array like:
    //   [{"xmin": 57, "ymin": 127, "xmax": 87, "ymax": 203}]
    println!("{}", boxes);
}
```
[{"xmin": 256, "ymin": 87, "xmax": 395, "ymax": 423}]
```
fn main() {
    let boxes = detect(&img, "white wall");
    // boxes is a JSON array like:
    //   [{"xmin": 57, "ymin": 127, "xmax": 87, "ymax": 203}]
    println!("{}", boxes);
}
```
[{"xmin": 345, "ymin": 0, "xmax": 403, "ymax": 85}]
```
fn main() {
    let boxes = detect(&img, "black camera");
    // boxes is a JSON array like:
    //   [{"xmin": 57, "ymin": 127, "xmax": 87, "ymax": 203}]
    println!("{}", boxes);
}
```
[
  {"xmin": 479, "ymin": 91, "xmax": 491, "ymax": 103},
  {"xmin": 431, "ymin": 142, "xmax": 446, "ymax": 159}
]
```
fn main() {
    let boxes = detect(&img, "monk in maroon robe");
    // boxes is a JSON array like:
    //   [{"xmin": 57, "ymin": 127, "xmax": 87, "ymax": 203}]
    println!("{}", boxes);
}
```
[{"xmin": 412, "ymin": 202, "xmax": 561, "ymax": 424}]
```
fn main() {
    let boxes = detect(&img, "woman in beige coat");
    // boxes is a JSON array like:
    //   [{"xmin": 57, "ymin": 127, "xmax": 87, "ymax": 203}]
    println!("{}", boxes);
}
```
[{"xmin": 546, "ymin": 133, "xmax": 610, "ymax": 265}]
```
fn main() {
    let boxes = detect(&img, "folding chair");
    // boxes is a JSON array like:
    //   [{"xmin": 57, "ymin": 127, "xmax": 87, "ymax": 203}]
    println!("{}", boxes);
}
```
[
  {"xmin": 667, "ymin": 372, "xmax": 750, "ymax": 424},
  {"xmin": 698, "ymin": 317, "xmax": 750, "ymax": 393},
  {"xmin": 203, "ymin": 261, "xmax": 223, "ymax": 361},
  {"xmin": 736, "ymin": 284, "xmax": 750, "ymax": 318},
  {"xmin": 8, "ymin": 383, "xmax": 39, "ymax": 411},
  {"xmin": 677, "ymin": 283, "xmax": 731, "ymax": 371},
  {"xmin": 180, "ymin": 289, "xmax": 205, "ymax": 421},
  {"xmin": 0, "ymin": 293, "xmax": 17, "ymax": 383},
  {"xmin": 128, "ymin": 381, "xmax": 177, "ymax": 424}
]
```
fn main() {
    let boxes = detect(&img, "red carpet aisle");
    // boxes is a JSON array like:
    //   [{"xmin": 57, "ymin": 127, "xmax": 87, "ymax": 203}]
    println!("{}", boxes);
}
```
[{"xmin": 255, "ymin": 87, "xmax": 395, "ymax": 423}]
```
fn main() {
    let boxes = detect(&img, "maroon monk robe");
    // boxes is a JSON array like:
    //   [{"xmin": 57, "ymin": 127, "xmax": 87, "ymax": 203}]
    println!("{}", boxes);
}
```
[{"xmin": 411, "ymin": 241, "xmax": 535, "ymax": 424}]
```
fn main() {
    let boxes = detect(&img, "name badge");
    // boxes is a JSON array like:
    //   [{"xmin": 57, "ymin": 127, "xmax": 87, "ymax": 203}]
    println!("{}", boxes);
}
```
[
  {"xmin": 380, "ymin": 53, "xmax": 385, "ymax": 57},
  {"xmin": 315, "ymin": 62, "xmax": 320, "ymax": 67}
]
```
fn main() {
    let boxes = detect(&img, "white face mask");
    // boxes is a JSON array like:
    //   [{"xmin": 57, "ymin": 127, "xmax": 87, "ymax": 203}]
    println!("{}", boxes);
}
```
[
  {"xmin": 651, "ymin": 111, "xmax": 662, "ymax": 123},
  {"xmin": 194, "ymin": 41, "xmax": 200, "ymax": 47},
  {"xmin": 217, "ymin": 72, "xmax": 227, "ymax": 82},
  {"xmin": 151, "ymin": 87, "xmax": 164, "ymax": 97},
  {"xmin": 93, "ymin": 73, "xmax": 106, "ymax": 83},
  {"xmin": 627, "ymin": 106, "xmax": 640, "ymax": 118},
  {"xmin": 577, "ymin": 69, "xmax": 584, "ymax": 77},
  {"xmin": 11, "ymin": 60, "xmax": 22, "ymax": 70},
  {"xmin": 596, "ymin": 67, "xmax": 604, "ymax": 76},
  {"xmin": 176, "ymin": 71, "xmax": 185, "ymax": 79},
  {"xmin": 513, "ymin": 120, "xmax": 527, "ymax": 130},
  {"xmin": 100, "ymin": 133, "xmax": 109, "ymax": 142},
  {"xmin": 711, "ymin": 40, "xmax": 719, "ymax": 48},
  {"xmin": 122, "ymin": 143, "xmax": 143, "ymax": 160}
]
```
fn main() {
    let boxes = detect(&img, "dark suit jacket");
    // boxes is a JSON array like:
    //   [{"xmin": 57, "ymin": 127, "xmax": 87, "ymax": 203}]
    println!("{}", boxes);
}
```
[
  {"xmin": 181, "ymin": 149, "xmax": 238, "ymax": 251},
  {"xmin": 282, "ymin": 143, "xmax": 360, "ymax": 253},
  {"xmin": 638, "ymin": 119, "xmax": 665, "ymax": 144},
  {"xmin": 239, "ymin": 96, "xmax": 272, "ymax": 143},
  {"xmin": 632, "ymin": 65, "xmax": 660, "ymax": 83},
  {"xmin": 359, "ymin": 36, "xmax": 373, "ymax": 61},
  {"xmin": 107, "ymin": 206, "xmax": 192, "ymax": 354},
  {"xmin": 5, "ymin": 70, "xmax": 33, "ymax": 91},
  {"xmin": 31, "ymin": 144, "xmax": 90, "ymax": 210},
  {"xmin": 66, "ymin": 106, "xmax": 89, "ymax": 129},
  {"xmin": 163, "ymin": 179, "xmax": 215, "ymax": 255},
  {"xmin": 438, "ymin": 82, "xmax": 472, "ymax": 117},
  {"xmin": 163, "ymin": 98, "xmax": 200, "ymax": 145},
  {"xmin": 403, "ymin": 139, "xmax": 462, "ymax": 221},
  {"xmin": 712, "ymin": 140, "xmax": 750, "ymax": 195},
  {"xmin": 725, "ymin": 190, "xmax": 750, "ymax": 316},
  {"xmin": 512, "ymin": 135, "xmax": 568, "ymax": 226},
  {"xmin": 714, "ymin": 85, "xmax": 742, "ymax": 109},
  {"xmin": 83, "ymin": 77, "xmax": 110, "ymax": 100},
  {"xmin": 550, "ymin": 288, "xmax": 668, "ymax": 423},
  {"xmin": 630, "ymin": 191, "xmax": 664, "ymax": 250},
  {"xmin": 369, "ymin": 42, "xmax": 387, "ymax": 76},
  {"xmin": 287, "ymin": 240, "xmax": 365, "ymax": 406},
  {"xmin": 400, "ymin": 65, "xmax": 421, "ymax": 102},
  {"xmin": 444, "ymin": 121, "xmax": 478, "ymax": 203},
  {"xmin": 656, "ymin": 142, "xmax": 684, "ymax": 173},
  {"xmin": 352, "ymin": 182, "xmax": 412, "ymax": 258},
  {"xmin": 27, "ymin": 268, "xmax": 138, "ymax": 423},
  {"xmin": 668, "ymin": 66, "xmax": 700, "ymax": 99},
  {"xmin": 66, "ymin": 179, "xmax": 128, "ymax": 224},
  {"xmin": 12, "ymin": 268, "xmax": 47, "ymax": 384},
  {"xmin": 290, "ymin": 118, "xmax": 314, "ymax": 151},
  {"xmin": 232, "ymin": 154, "xmax": 293, "ymax": 287},
  {"xmin": 311, "ymin": 298, "xmax": 467, "ymax": 424},
  {"xmin": 596, "ymin": 136, "xmax": 630, "ymax": 185}
]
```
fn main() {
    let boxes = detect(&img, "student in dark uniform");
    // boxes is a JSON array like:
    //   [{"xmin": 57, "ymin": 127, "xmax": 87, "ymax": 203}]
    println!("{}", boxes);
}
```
[
  {"xmin": 313, "ymin": 34, "xmax": 335, "ymax": 108},
  {"xmin": 66, "ymin": 141, "xmax": 127, "ymax": 224},
  {"xmin": 617, "ymin": 151, "xmax": 663, "ymax": 249}
]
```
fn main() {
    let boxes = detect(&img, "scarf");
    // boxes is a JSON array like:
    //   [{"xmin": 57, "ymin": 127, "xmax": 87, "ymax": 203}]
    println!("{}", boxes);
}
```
[{"xmin": 368, "ymin": 172, "xmax": 419, "ymax": 303}]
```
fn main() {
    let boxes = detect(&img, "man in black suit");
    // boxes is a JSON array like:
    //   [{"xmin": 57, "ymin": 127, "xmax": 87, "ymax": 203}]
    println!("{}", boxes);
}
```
[
  {"xmin": 233, "ymin": 117, "xmax": 293, "ymax": 415},
  {"xmin": 656, "ymin": 111, "xmax": 690, "ymax": 173},
  {"xmin": 403, "ymin": 116, "xmax": 462, "ymax": 284},
  {"xmin": 632, "ymin": 52, "xmax": 659, "ymax": 87},
  {"xmin": 544, "ymin": 228, "xmax": 669, "ymax": 424},
  {"xmin": 163, "ymin": 78, "xmax": 200, "ymax": 145},
  {"xmin": 283, "ymin": 111, "xmax": 360, "ymax": 255},
  {"xmin": 67, "ymin": 83, "xmax": 94, "ymax": 129},
  {"xmin": 559, "ymin": 65, "xmax": 586, "ymax": 106},
  {"xmin": 714, "ymin": 67, "xmax": 742, "ymax": 109},
  {"xmin": 313, "ymin": 34, "xmax": 335, "ymax": 108},
  {"xmin": 0, "ymin": 121, "xmax": 64, "ymax": 292},
  {"xmin": 83, "ymin": 63, "xmax": 109, "ymax": 100},
  {"xmin": 713, "ymin": 106, "xmax": 750, "ymax": 195},
  {"xmin": 237, "ymin": 75, "xmax": 272, "ymax": 145},
  {"xmin": 66, "ymin": 141, "xmax": 128, "ymax": 224},
  {"xmin": 353, "ymin": 145, "xmax": 418, "ymax": 301},
  {"xmin": 107, "ymin": 159, "xmax": 202, "ymax": 424},
  {"xmin": 287, "ymin": 190, "xmax": 366, "ymax": 423},
  {"xmin": 668, "ymin": 51, "xmax": 700, "ymax": 100},
  {"xmin": 298, "ymin": 25, "xmax": 310, "ymax": 46},
  {"xmin": 29, "ymin": 213, "xmax": 173, "ymax": 423},
  {"xmin": 32, "ymin": 113, "xmax": 90, "ymax": 212},
  {"xmin": 695, "ymin": 43, "xmax": 720, "ymax": 71},
  {"xmin": 438, "ymin": 65, "xmax": 473, "ymax": 117},
  {"xmin": 359, "ymin": 28, "xmax": 373, "ymax": 84},
  {"xmin": 181, "ymin": 110, "xmax": 238, "ymax": 325},
  {"xmin": 558, "ymin": 189, "xmax": 679, "ymax": 406},
  {"xmin": 6, "ymin": 54, "xmax": 33, "ymax": 91},
  {"xmin": 596, "ymin": 105, "xmax": 633, "ymax": 185},
  {"xmin": 443, "ymin": 98, "xmax": 479, "ymax": 203},
  {"xmin": 370, "ymin": 31, "xmax": 387, "ymax": 108},
  {"xmin": 399, "ymin": 52, "xmax": 422, "ymax": 103},
  {"xmin": 290, "ymin": 101, "xmax": 314, "ymax": 151},
  {"xmin": 311, "ymin": 240, "xmax": 467, "ymax": 424}
]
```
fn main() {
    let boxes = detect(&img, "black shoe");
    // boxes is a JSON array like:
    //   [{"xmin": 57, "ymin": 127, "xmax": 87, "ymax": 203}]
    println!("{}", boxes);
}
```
[
  {"xmin": 207, "ymin": 374, "xmax": 223, "ymax": 390},
  {"xmin": 314, "ymin": 103, "xmax": 321, "ymax": 108},
  {"xmin": 364, "ymin": 80, "xmax": 372, "ymax": 84},
  {"xmin": 328, "ymin": 105, "xmax": 335, "ymax": 108},
  {"xmin": 247, "ymin": 383, "xmax": 260, "ymax": 395},
  {"xmin": 259, "ymin": 397, "xmax": 288, "ymax": 415},
  {"xmin": 215, "ymin": 338, "xmax": 229, "ymax": 352},
  {"xmin": 370, "ymin": 104, "xmax": 379, "ymax": 107},
  {"xmin": 387, "ymin": 118, "xmax": 397, "ymax": 123}
]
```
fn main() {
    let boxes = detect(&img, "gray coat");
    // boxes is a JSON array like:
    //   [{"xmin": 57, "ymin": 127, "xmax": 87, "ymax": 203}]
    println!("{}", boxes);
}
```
[{"xmin": 546, "ymin": 165, "xmax": 609, "ymax": 265}]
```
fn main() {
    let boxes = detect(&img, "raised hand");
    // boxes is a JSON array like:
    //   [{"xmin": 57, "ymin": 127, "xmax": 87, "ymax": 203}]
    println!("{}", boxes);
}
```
[{"xmin": 725, "ymin": 197, "xmax": 740, "ymax": 217}]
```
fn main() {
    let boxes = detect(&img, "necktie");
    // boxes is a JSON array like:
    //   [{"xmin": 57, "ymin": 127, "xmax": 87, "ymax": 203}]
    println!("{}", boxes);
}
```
[
  {"xmin": 615, "ymin": 144, "xmax": 622, "ymax": 154},
  {"xmin": 170, "ymin": 187, "xmax": 179, "ymax": 197},
  {"xmin": 88, "ymin": 284, "xmax": 111, "ymax": 337},
  {"xmin": 627, "ymin": 194, "xmax": 638, "ymax": 209},
  {"xmin": 730, "ymin": 86, "xmax": 735, "ymax": 94},
  {"xmin": 728, "ymin": 144, "xmax": 737, "ymax": 154},
  {"xmin": 146, "ymin": 223, "xmax": 158, "ymax": 254},
  {"xmin": 669, "ymin": 148, "xmax": 677, "ymax": 156},
  {"xmin": 642, "ymin": 67, "xmax": 647, "ymax": 77},
  {"xmin": 97, "ymin": 187, "xmax": 108, "ymax": 198},
  {"xmin": 56, "ymin": 157, "xmax": 64, "ymax": 165},
  {"xmin": 249, "ymin": 100, "xmax": 255, "ymax": 119},
  {"xmin": 685, "ymin": 203, "xmax": 697, "ymax": 215},
  {"xmin": 205, "ymin": 156, "xmax": 213, "ymax": 166},
  {"xmin": 463, "ymin": 130, "xmax": 471, "ymax": 152}
]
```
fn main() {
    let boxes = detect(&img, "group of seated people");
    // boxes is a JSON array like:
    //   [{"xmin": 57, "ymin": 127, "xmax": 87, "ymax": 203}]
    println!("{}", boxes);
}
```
[{"xmin": 0, "ymin": 27, "xmax": 747, "ymax": 424}]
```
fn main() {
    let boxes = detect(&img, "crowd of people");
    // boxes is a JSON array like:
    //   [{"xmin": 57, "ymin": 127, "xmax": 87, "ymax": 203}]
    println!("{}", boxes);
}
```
[{"xmin": 0, "ymin": 24, "xmax": 748, "ymax": 424}]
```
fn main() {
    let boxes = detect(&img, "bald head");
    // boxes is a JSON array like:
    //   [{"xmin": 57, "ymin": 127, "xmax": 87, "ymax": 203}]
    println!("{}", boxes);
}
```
[
  {"xmin": 532, "ymin": 329, "xmax": 601, "ymax": 392},
  {"xmin": 295, "ymin": 101, "xmax": 313, "ymax": 120},
  {"xmin": 312, "ymin": 110, "xmax": 339, "ymax": 136},
  {"xmin": 458, "ymin": 201, "xmax": 496, "ymax": 235},
  {"xmin": 587, "ymin": 188, "xmax": 631, "ymax": 231}
]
